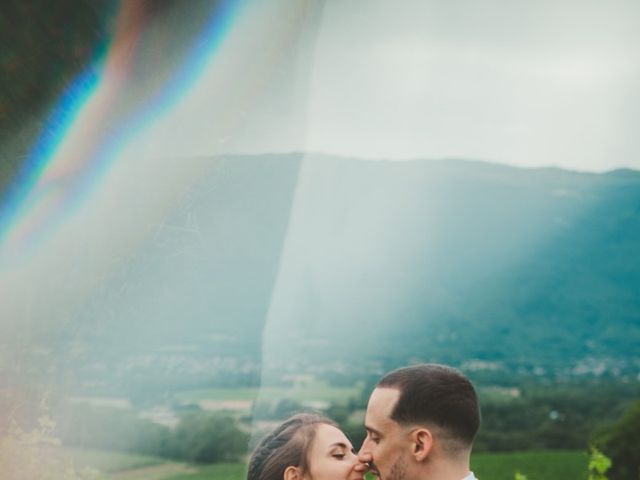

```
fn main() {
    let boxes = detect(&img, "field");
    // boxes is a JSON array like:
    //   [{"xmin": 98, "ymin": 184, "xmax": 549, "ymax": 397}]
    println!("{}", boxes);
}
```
[
  {"xmin": 173, "ymin": 379, "xmax": 363, "ymax": 404},
  {"xmin": 64, "ymin": 447, "xmax": 165, "ymax": 472},
  {"xmin": 61, "ymin": 448, "xmax": 588, "ymax": 479},
  {"xmin": 471, "ymin": 450, "xmax": 589, "ymax": 480},
  {"xmin": 163, "ymin": 463, "xmax": 245, "ymax": 480}
]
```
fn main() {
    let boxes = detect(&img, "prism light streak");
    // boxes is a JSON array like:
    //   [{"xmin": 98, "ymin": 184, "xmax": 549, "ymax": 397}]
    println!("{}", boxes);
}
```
[
  {"xmin": 0, "ymin": 69, "xmax": 102, "ymax": 254},
  {"xmin": 0, "ymin": 0, "xmax": 242, "ymax": 262}
]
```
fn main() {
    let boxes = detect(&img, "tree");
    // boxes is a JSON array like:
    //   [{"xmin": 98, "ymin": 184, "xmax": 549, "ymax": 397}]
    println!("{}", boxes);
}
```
[{"xmin": 172, "ymin": 413, "xmax": 249, "ymax": 463}]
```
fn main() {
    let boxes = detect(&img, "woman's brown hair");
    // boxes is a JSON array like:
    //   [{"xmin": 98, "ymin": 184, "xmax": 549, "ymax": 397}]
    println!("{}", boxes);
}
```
[{"xmin": 247, "ymin": 413, "xmax": 337, "ymax": 480}]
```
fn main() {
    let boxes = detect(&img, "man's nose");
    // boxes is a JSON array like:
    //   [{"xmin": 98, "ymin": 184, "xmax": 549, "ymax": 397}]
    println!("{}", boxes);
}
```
[
  {"xmin": 354, "ymin": 447, "xmax": 372, "ymax": 474},
  {"xmin": 358, "ymin": 440, "xmax": 372, "ymax": 461}
]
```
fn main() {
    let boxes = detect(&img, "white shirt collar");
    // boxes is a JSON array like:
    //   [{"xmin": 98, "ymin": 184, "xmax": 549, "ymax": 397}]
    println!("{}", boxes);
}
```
[{"xmin": 462, "ymin": 473, "xmax": 477, "ymax": 480}]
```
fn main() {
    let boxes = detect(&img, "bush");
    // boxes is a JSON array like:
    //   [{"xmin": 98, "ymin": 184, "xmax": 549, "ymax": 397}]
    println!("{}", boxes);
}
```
[{"xmin": 592, "ymin": 401, "xmax": 640, "ymax": 480}]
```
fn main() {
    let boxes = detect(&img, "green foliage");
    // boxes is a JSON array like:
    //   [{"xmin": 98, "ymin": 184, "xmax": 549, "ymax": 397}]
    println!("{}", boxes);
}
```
[
  {"xmin": 251, "ymin": 399, "xmax": 305, "ymax": 420},
  {"xmin": 474, "ymin": 381, "xmax": 640, "ymax": 452},
  {"xmin": 509, "ymin": 450, "xmax": 611, "ymax": 480},
  {"xmin": 54, "ymin": 403, "xmax": 172, "ymax": 456},
  {"xmin": 272, "ymin": 399, "xmax": 305, "ymax": 420},
  {"xmin": 0, "ymin": 395, "xmax": 99, "ymax": 479},
  {"xmin": 588, "ymin": 447, "xmax": 612, "ymax": 480},
  {"xmin": 54, "ymin": 402, "xmax": 248, "ymax": 464},
  {"xmin": 172, "ymin": 413, "xmax": 248, "ymax": 463},
  {"xmin": 324, "ymin": 403, "xmax": 351, "ymax": 424},
  {"xmin": 162, "ymin": 462, "xmax": 246, "ymax": 480},
  {"xmin": 339, "ymin": 421, "xmax": 366, "ymax": 450},
  {"xmin": 592, "ymin": 400, "xmax": 640, "ymax": 480}
]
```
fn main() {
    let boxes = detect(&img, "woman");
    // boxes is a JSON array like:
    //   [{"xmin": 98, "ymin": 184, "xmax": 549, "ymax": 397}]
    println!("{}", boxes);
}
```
[{"xmin": 247, "ymin": 413, "xmax": 368, "ymax": 480}]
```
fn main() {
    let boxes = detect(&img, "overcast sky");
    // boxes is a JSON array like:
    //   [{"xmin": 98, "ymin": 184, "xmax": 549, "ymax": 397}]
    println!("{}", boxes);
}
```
[
  {"xmin": 303, "ymin": 0, "xmax": 640, "ymax": 171},
  {"xmin": 128, "ymin": 0, "xmax": 640, "ymax": 172}
]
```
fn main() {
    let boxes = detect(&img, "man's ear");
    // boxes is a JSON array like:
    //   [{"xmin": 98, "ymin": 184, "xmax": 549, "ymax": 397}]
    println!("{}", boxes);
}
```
[
  {"xmin": 410, "ymin": 428, "xmax": 433, "ymax": 462},
  {"xmin": 284, "ymin": 466, "xmax": 303, "ymax": 480}
]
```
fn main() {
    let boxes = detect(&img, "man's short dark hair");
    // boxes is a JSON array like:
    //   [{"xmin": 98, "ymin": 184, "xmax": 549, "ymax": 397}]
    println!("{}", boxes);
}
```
[{"xmin": 377, "ymin": 363, "xmax": 480, "ymax": 451}]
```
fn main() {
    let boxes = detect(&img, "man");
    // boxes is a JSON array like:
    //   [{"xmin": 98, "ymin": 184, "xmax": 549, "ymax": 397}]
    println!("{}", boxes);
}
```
[{"xmin": 357, "ymin": 364, "xmax": 480, "ymax": 480}]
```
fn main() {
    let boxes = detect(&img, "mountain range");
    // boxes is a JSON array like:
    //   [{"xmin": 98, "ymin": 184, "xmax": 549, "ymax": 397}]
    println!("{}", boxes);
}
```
[{"xmin": 8, "ymin": 154, "xmax": 639, "ymax": 387}]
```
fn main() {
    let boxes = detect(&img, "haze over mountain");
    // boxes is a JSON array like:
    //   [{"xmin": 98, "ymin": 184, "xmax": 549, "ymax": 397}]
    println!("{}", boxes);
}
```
[{"xmin": 36, "ymin": 153, "xmax": 637, "ymax": 389}]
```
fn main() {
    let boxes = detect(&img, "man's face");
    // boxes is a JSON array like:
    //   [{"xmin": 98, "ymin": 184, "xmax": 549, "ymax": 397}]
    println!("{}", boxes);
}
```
[{"xmin": 359, "ymin": 388, "xmax": 409, "ymax": 480}]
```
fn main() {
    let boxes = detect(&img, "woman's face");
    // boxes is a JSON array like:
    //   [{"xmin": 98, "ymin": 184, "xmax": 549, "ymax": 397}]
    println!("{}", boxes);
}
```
[{"xmin": 304, "ymin": 423, "xmax": 365, "ymax": 480}]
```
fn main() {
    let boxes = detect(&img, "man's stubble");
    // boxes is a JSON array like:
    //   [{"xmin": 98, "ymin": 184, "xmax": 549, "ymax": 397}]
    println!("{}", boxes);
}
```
[{"xmin": 385, "ymin": 455, "xmax": 408, "ymax": 480}]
